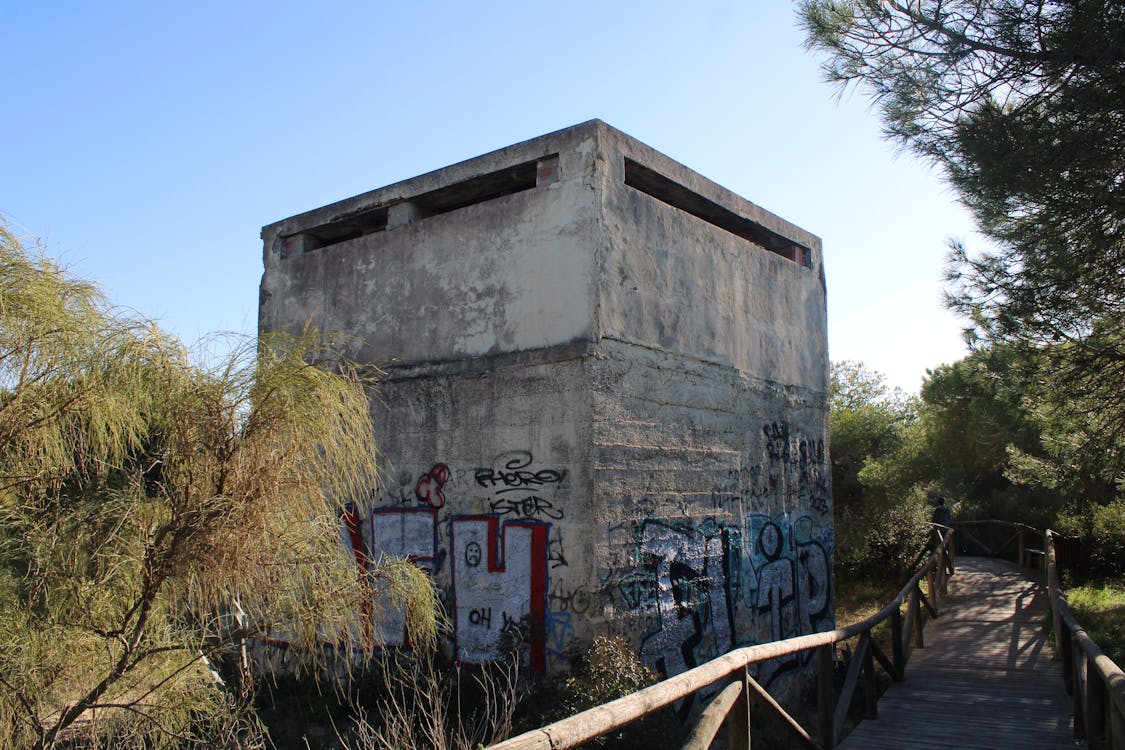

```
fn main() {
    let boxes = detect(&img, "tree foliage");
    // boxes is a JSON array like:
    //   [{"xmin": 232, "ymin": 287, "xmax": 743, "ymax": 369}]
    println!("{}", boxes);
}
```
[
  {"xmin": 829, "ymin": 361, "xmax": 915, "ymax": 513},
  {"xmin": 829, "ymin": 362, "xmax": 930, "ymax": 581},
  {"xmin": 0, "ymin": 225, "xmax": 438, "ymax": 749},
  {"xmin": 801, "ymin": 0, "xmax": 1125, "ymax": 437},
  {"xmin": 833, "ymin": 350, "xmax": 1123, "ymax": 577}
]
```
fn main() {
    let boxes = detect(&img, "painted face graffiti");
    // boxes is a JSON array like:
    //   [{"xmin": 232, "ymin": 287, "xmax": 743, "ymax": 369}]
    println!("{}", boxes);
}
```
[{"xmin": 451, "ymin": 516, "xmax": 549, "ymax": 672}]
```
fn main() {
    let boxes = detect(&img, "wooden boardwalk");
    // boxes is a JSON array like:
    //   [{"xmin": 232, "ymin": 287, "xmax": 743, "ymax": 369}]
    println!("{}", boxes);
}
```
[{"xmin": 839, "ymin": 556, "xmax": 1078, "ymax": 749}]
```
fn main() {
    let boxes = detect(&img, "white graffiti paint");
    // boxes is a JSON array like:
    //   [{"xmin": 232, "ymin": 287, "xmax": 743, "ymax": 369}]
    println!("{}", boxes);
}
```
[
  {"xmin": 738, "ymin": 513, "xmax": 833, "ymax": 684},
  {"xmin": 367, "ymin": 507, "xmax": 438, "ymax": 647},
  {"xmin": 621, "ymin": 511, "xmax": 833, "ymax": 689},
  {"xmin": 451, "ymin": 516, "xmax": 548, "ymax": 671},
  {"xmin": 637, "ymin": 521, "xmax": 733, "ymax": 677}
]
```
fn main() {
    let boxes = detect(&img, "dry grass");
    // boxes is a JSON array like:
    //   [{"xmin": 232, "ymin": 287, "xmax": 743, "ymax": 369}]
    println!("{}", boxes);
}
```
[
  {"xmin": 0, "ymin": 224, "xmax": 439, "ymax": 749},
  {"xmin": 835, "ymin": 576, "xmax": 897, "ymax": 628}
]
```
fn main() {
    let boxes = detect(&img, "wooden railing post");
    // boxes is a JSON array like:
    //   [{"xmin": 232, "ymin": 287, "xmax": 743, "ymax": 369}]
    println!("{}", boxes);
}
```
[
  {"xmin": 891, "ymin": 606, "xmax": 905, "ymax": 678},
  {"xmin": 727, "ymin": 668, "xmax": 750, "ymax": 750},
  {"xmin": 1047, "ymin": 532, "xmax": 1065, "ymax": 662},
  {"xmin": 936, "ymin": 538, "xmax": 950, "ymax": 599},
  {"xmin": 1075, "ymin": 641, "xmax": 1088, "ymax": 741},
  {"xmin": 926, "ymin": 567, "xmax": 938, "ymax": 617},
  {"xmin": 862, "ymin": 636, "xmax": 878, "ymax": 720},
  {"xmin": 1061, "ymin": 624, "xmax": 1075, "ymax": 695},
  {"xmin": 947, "ymin": 529, "xmax": 956, "ymax": 577},
  {"xmin": 817, "ymin": 644, "xmax": 835, "ymax": 750},
  {"xmin": 1087, "ymin": 655, "xmax": 1106, "ymax": 750},
  {"xmin": 1018, "ymin": 528, "xmax": 1027, "ymax": 567},
  {"xmin": 910, "ymin": 585, "xmax": 924, "ymax": 649}
]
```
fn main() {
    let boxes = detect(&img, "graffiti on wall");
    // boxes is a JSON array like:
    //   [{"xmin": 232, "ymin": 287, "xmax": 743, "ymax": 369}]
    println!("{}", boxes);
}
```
[
  {"xmin": 612, "ymin": 507, "xmax": 831, "ymax": 689},
  {"xmin": 323, "ymin": 419, "xmax": 829, "ymax": 685},
  {"xmin": 751, "ymin": 422, "xmax": 830, "ymax": 516},
  {"xmin": 366, "ymin": 506, "xmax": 439, "ymax": 647},
  {"xmin": 414, "ymin": 464, "xmax": 449, "ymax": 508},
  {"xmin": 474, "ymin": 451, "xmax": 566, "ymax": 496},
  {"xmin": 734, "ymin": 513, "xmax": 832, "ymax": 684},
  {"xmin": 451, "ymin": 516, "xmax": 548, "ymax": 672},
  {"xmin": 635, "ymin": 521, "xmax": 733, "ymax": 678},
  {"xmin": 350, "ymin": 452, "xmax": 563, "ymax": 672}
]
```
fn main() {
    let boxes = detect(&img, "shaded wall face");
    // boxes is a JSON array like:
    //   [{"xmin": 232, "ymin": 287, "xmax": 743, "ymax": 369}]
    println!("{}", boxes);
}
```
[
  {"xmin": 588, "ymin": 341, "xmax": 832, "ymax": 694},
  {"xmin": 594, "ymin": 133, "xmax": 828, "ymax": 393},
  {"xmin": 582, "ymin": 137, "xmax": 833, "ymax": 690}
]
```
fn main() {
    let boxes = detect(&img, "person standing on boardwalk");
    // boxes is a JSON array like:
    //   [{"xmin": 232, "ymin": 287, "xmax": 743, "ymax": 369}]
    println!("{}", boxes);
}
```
[{"xmin": 931, "ymin": 495, "xmax": 953, "ymax": 527}]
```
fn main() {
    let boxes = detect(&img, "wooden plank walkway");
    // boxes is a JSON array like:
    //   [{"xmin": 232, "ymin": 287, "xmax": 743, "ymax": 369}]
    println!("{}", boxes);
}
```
[{"xmin": 838, "ymin": 556, "xmax": 1079, "ymax": 749}]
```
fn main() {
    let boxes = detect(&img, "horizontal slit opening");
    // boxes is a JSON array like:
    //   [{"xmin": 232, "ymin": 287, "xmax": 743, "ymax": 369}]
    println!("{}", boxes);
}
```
[
  {"xmin": 624, "ymin": 158, "xmax": 808, "ymax": 265},
  {"xmin": 284, "ymin": 155, "xmax": 554, "ymax": 255}
]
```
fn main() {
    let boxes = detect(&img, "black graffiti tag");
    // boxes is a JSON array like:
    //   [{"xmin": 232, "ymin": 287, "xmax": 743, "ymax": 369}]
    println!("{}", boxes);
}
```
[
  {"xmin": 548, "ymin": 586, "xmax": 591, "ymax": 614},
  {"xmin": 468, "ymin": 607, "xmax": 492, "ymax": 628},
  {"xmin": 488, "ymin": 495, "xmax": 564, "ymax": 520},
  {"xmin": 548, "ymin": 529, "xmax": 569, "ymax": 569},
  {"xmin": 475, "ymin": 451, "xmax": 565, "ymax": 494}
]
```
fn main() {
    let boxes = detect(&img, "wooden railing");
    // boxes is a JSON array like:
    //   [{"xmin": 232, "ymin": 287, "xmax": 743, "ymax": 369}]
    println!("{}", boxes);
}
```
[
  {"xmin": 1045, "ymin": 529, "xmax": 1125, "ymax": 750},
  {"xmin": 955, "ymin": 519, "xmax": 1125, "ymax": 749},
  {"xmin": 487, "ymin": 527, "xmax": 956, "ymax": 750},
  {"xmin": 953, "ymin": 518, "xmax": 1047, "ymax": 568}
]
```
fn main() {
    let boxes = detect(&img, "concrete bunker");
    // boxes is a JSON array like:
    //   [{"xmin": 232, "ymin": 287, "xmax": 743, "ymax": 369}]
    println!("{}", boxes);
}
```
[{"xmin": 260, "ymin": 120, "xmax": 832, "ymax": 693}]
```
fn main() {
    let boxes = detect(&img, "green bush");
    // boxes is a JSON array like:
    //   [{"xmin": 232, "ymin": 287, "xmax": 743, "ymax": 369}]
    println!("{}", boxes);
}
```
[
  {"xmin": 515, "ymin": 636, "xmax": 684, "ymax": 749},
  {"xmin": 558, "ymin": 636, "xmax": 657, "ymax": 715},
  {"xmin": 835, "ymin": 491, "xmax": 932, "ymax": 585},
  {"xmin": 1063, "ymin": 582, "xmax": 1125, "ymax": 670},
  {"xmin": 1057, "ymin": 499, "xmax": 1125, "ymax": 578}
]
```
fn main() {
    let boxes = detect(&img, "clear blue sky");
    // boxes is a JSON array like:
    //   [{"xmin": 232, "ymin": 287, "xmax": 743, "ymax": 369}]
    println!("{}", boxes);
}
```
[{"xmin": 2, "ymin": 1, "xmax": 977, "ymax": 392}]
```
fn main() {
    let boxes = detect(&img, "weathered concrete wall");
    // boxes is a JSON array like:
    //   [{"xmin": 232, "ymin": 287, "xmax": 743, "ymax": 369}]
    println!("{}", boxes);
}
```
[
  {"xmin": 259, "ymin": 120, "xmax": 831, "ymax": 695},
  {"xmin": 260, "ymin": 127, "xmax": 602, "ymax": 364},
  {"xmin": 589, "ymin": 339, "xmax": 830, "ymax": 696},
  {"xmin": 359, "ymin": 346, "xmax": 596, "ymax": 673},
  {"xmin": 594, "ymin": 126, "xmax": 827, "ymax": 389}
]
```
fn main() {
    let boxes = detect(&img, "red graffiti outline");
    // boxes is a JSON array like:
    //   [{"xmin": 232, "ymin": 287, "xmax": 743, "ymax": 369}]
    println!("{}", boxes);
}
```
[
  {"xmin": 451, "ymin": 515, "xmax": 549, "ymax": 672},
  {"xmin": 339, "ymin": 504, "xmax": 373, "ymax": 647},
  {"xmin": 369, "ymin": 506, "xmax": 439, "ymax": 649}
]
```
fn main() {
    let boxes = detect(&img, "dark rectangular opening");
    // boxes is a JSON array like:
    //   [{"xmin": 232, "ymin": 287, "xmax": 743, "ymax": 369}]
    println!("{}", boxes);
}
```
[
  {"xmin": 412, "ymin": 156, "xmax": 542, "ymax": 216},
  {"xmin": 624, "ymin": 158, "xmax": 808, "ymax": 265},
  {"xmin": 285, "ymin": 206, "xmax": 390, "ymax": 255},
  {"xmin": 285, "ymin": 156, "xmax": 551, "ymax": 255}
]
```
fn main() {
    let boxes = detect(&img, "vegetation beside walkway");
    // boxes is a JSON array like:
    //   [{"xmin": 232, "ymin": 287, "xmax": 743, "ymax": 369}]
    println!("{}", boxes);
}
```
[{"xmin": 1064, "ymin": 580, "xmax": 1125, "ymax": 669}]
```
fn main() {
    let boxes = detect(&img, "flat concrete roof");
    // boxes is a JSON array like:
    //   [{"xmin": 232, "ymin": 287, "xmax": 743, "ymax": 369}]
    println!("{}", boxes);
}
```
[{"xmin": 262, "ymin": 120, "xmax": 820, "ymax": 262}]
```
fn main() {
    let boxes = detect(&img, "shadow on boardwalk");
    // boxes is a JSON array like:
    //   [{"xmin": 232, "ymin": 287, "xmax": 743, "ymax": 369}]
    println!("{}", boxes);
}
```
[{"xmin": 839, "ymin": 556, "xmax": 1079, "ymax": 749}]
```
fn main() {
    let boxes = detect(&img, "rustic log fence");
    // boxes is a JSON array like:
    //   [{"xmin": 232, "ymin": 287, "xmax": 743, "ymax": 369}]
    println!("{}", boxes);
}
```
[
  {"xmin": 953, "ymin": 519, "xmax": 1125, "ymax": 749},
  {"xmin": 486, "ymin": 526, "xmax": 956, "ymax": 750},
  {"xmin": 953, "ymin": 518, "xmax": 1047, "ymax": 568},
  {"xmin": 1044, "ymin": 528, "xmax": 1125, "ymax": 749}
]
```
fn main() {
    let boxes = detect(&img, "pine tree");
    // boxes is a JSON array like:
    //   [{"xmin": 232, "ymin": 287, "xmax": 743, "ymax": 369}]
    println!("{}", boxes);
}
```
[{"xmin": 801, "ymin": 0, "xmax": 1125, "ymax": 467}]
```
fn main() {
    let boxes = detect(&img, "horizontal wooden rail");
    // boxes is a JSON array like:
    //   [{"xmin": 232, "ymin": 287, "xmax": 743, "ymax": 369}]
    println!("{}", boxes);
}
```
[
  {"xmin": 1046, "ymin": 531, "xmax": 1125, "ymax": 749},
  {"xmin": 487, "ymin": 527, "xmax": 956, "ymax": 750},
  {"xmin": 954, "ymin": 519, "xmax": 1042, "ymax": 563}
]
